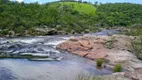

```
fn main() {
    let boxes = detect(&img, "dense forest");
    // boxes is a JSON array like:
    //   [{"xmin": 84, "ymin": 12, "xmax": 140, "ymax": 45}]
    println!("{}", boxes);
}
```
[{"xmin": 0, "ymin": 0, "xmax": 142, "ymax": 36}]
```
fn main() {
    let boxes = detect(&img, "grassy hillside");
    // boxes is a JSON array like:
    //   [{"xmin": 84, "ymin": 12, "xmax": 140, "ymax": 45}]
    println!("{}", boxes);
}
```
[
  {"xmin": 0, "ymin": 1, "xmax": 142, "ymax": 36},
  {"xmin": 49, "ymin": 2, "xmax": 96, "ymax": 15}
]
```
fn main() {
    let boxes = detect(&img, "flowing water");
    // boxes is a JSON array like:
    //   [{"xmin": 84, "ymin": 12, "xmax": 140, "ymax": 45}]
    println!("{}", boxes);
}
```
[{"xmin": 0, "ymin": 30, "xmax": 119, "ymax": 80}]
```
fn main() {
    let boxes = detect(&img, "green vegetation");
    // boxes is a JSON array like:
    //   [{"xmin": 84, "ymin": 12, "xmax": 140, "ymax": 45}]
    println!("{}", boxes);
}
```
[
  {"xmin": 0, "ymin": 0, "xmax": 142, "ymax": 36},
  {"xmin": 125, "ymin": 27, "xmax": 142, "ymax": 36},
  {"xmin": 49, "ymin": 2, "xmax": 96, "ymax": 15},
  {"xmin": 96, "ymin": 3, "xmax": 142, "ymax": 27},
  {"xmin": 125, "ymin": 26, "xmax": 142, "ymax": 60},
  {"xmin": 131, "ymin": 36, "xmax": 142, "ymax": 60},
  {"xmin": 105, "ymin": 37, "xmax": 115, "ymax": 49},
  {"xmin": 113, "ymin": 64, "xmax": 122, "ymax": 72},
  {"xmin": 96, "ymin": 59, "xmax": 103, "ymax": 67}
]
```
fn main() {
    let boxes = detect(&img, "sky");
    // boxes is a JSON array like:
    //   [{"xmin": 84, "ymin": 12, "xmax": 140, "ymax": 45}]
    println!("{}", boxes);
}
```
[{"xmin": 11, "ymin": 0, "xmax": 142, "ymax": 4}]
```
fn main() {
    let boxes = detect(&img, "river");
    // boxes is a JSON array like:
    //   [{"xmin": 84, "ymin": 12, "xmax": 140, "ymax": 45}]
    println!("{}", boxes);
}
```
[{"xmin": 0, "ymin": 30, "xmax": 119, "ymax": 80}]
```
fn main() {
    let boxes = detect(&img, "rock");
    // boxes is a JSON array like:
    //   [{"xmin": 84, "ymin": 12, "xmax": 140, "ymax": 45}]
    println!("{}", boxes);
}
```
[
  {"xmin": 57, "ymin": 35, "xmax": 142, "ymax": 71},
  {"xmin": 9, "ymin": 30, "xmax": 15, "ymax": 37},
  {"xmin": 106, "ymin": 49, "xmax": 136, "ymax": 64},
  {"xmin": 124, "ymin": 68, "xmax": 142, "ymax": 80},
  {"xmin": 57, "ymin": 41, "xmax": 89, "ymax": 52},
  {"xmin": 46, "ymin": 29, "xmax": 58, "ymax": 35},
  {"xmin": 72, "ymin": 51, "xmax": 89, "ymax": 57},
  {"xmin": 57, "ymin": 36, "xmax": 109, "ymax": 60},
  {"xmin": 86, "ymin": 48, "xmax": 108, "ymax": 60},
  {"xmin": 29, "ymin": 58, "xmax": 56, "ymax": 61},
  {"xmin": 84, "ymin": 29, "xmax": 90, "ymax": 33},
  {"xmin": 78, "ymin": 40, "xmax": 92, "ymax": 49},
  {"xmin": 20, "ymin": 53, "xmax": 50, "ymax": 57},
  {"xmin": 112, "ymin": 35, "xmax": 133, "ymax": 50},
  {"xmin": 106, "ymin": 49, "xmax": 142, "ymax": 70},
  {"xmin": 103, "ymin": 72, "xmax": 129, "ymax": 80},
  {"xmin": 71, "ymin": 30, "xmax": 76, "ymax": 34}
]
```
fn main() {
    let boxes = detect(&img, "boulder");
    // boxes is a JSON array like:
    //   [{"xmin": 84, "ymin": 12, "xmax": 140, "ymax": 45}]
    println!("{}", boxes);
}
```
[{"xmin": 46, "ymin": 29, "xmax": 58, "ymax": 35}]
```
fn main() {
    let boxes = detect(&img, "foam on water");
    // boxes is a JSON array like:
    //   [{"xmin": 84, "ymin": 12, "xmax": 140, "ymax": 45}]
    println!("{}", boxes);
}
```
[{"xmin": 9, "ymin": 38, "xmax": 43, "ymax": 44}]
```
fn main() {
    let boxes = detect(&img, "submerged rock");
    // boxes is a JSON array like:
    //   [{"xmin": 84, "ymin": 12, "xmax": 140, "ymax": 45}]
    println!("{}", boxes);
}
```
[
  {"xmin": 29, "ymin": 57, "xmax": 63, "ymax": 61},
  {"xmin": 0, "ymin": 39, "xmax": 62, "ymax": 60}
]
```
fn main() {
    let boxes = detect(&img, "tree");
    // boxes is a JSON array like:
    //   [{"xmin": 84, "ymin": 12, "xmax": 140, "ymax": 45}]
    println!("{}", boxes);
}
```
[{"xmin": 0, "ymin": 0, "xmax": 9, "ymax": 4}]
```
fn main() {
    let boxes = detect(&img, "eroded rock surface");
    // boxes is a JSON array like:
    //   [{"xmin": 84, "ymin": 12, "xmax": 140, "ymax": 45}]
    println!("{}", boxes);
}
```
[
  {"xmin": 57, "ymin": 35, "xmax": 133, "ymax": 60},
  {"xmin": 124, "ymin": 68, "xmax": 142, "ymax": 80},
  {"xmin": 57, "ymin": 35, "xmax": 142, "ymax": 79},
  {"xmin": 57, "ymin": 35, "xmax": 142, "ymax": 71}
]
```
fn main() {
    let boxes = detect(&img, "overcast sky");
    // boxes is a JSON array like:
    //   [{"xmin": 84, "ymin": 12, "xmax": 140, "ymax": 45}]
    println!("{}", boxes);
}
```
[{"xmin": 11, "ymin": 0, "xmax": 142, "ymax": 4}]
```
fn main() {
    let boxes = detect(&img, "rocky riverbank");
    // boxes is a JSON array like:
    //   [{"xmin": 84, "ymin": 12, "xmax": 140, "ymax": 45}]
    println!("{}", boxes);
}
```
[{"xmin": 57, "ymin": 35, "xmax": 142, "ymax": 80}]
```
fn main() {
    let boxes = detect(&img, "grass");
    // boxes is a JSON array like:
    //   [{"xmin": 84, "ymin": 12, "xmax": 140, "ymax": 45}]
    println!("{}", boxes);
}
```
[
  {"xmin": 113, "ymin": 64, "xmax": 122, "ymax": 72},
  {"xmin": 105, "ymin": 37, "xmax": 115, "ymax": 49},
  {"xmin": 96, "ymin": 59, "xmax": 104, "ymax": 67},
  {"xmin": 49, "ymin": 2, "xmax": 96, "ymax": 15}
]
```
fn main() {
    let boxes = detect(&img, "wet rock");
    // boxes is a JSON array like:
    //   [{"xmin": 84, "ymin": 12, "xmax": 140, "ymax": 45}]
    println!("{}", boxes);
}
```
[
  {"xmin": 29, "ymin": 58, "xmax": 56, "ymax": 61},
  {"xmin": 29, "ymin": 57, "xmax": 63, "ymax": 61},
  {"xmin": 20, "ymin": 53, "xmax": 50, "ymax": 58},
  {"xmin": 72, "ymin": 51, "xmax": 89, "ymax": 57}
]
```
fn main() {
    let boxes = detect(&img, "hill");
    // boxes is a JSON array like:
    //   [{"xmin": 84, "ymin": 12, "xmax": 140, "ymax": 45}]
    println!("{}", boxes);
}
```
[
  {"xmin": 48, "ymin": 2, "xmax": 96, "ymax": 15},
  {"xmin": 0, "ymin": 1, "xmax": 142, "ymax": 37}
]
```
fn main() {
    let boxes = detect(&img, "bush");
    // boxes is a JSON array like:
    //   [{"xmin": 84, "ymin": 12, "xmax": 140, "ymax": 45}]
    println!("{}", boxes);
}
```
[
  {"xmin": 0, "ymin": 29, "xmax": 9, "ymax": 35},
  {"xmin": 125, "ymin": 27, "xmax": 142, "ymax": 36},
  {"xmin": 105, "ymin": 37, "xmax": 115, "ymax": 49},
  {"xmin": 55, "ymin": 25, "xmax": 62, "ymax": 30},
  {"xmin": 96, "ymin": 59, "xmax": 103, "ymax": 67},
  {"xmin": 131, "ymin": 36, "xmax": 142, "ymax": 60},
  {"xmin": 113, "ymin": 64, "xmax": 122, "ymax": 72}
]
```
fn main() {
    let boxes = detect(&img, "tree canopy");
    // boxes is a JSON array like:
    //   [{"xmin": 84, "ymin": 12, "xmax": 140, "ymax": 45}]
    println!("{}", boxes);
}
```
[{"xmin": 0, "ymin": 1, "xmax": 142, "ymax": 36}]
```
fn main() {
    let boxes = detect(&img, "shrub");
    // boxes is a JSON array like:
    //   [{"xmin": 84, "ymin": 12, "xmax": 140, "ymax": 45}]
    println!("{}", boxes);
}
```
[
  {"xmin": 125, "ymin": 27, "xmax": 142, "ymax": 36},
  {"xmin": 0, "ymin": 29, "xmax": 9, "ymax": 35},
  {"xmin": 105, "ymin": 37, "xmax": 115, "ymax": 49},
  {"xmin": 131, "ymin": 36, "xmax": 142, "ymax": 60},
  {"xmin": 113, "ymin": 64, "xmax": 122, "ymax": 72},
  {"xmin": 84, "ymin": 29, "xmax": 90, "ymax": 33},
  {"xmin": 96, "ymin": 59, "xmax": 103, "ymax": 67},
  {"xmin": 55, "ymin": 25, "xmax": 62, "ymax": 30}
]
